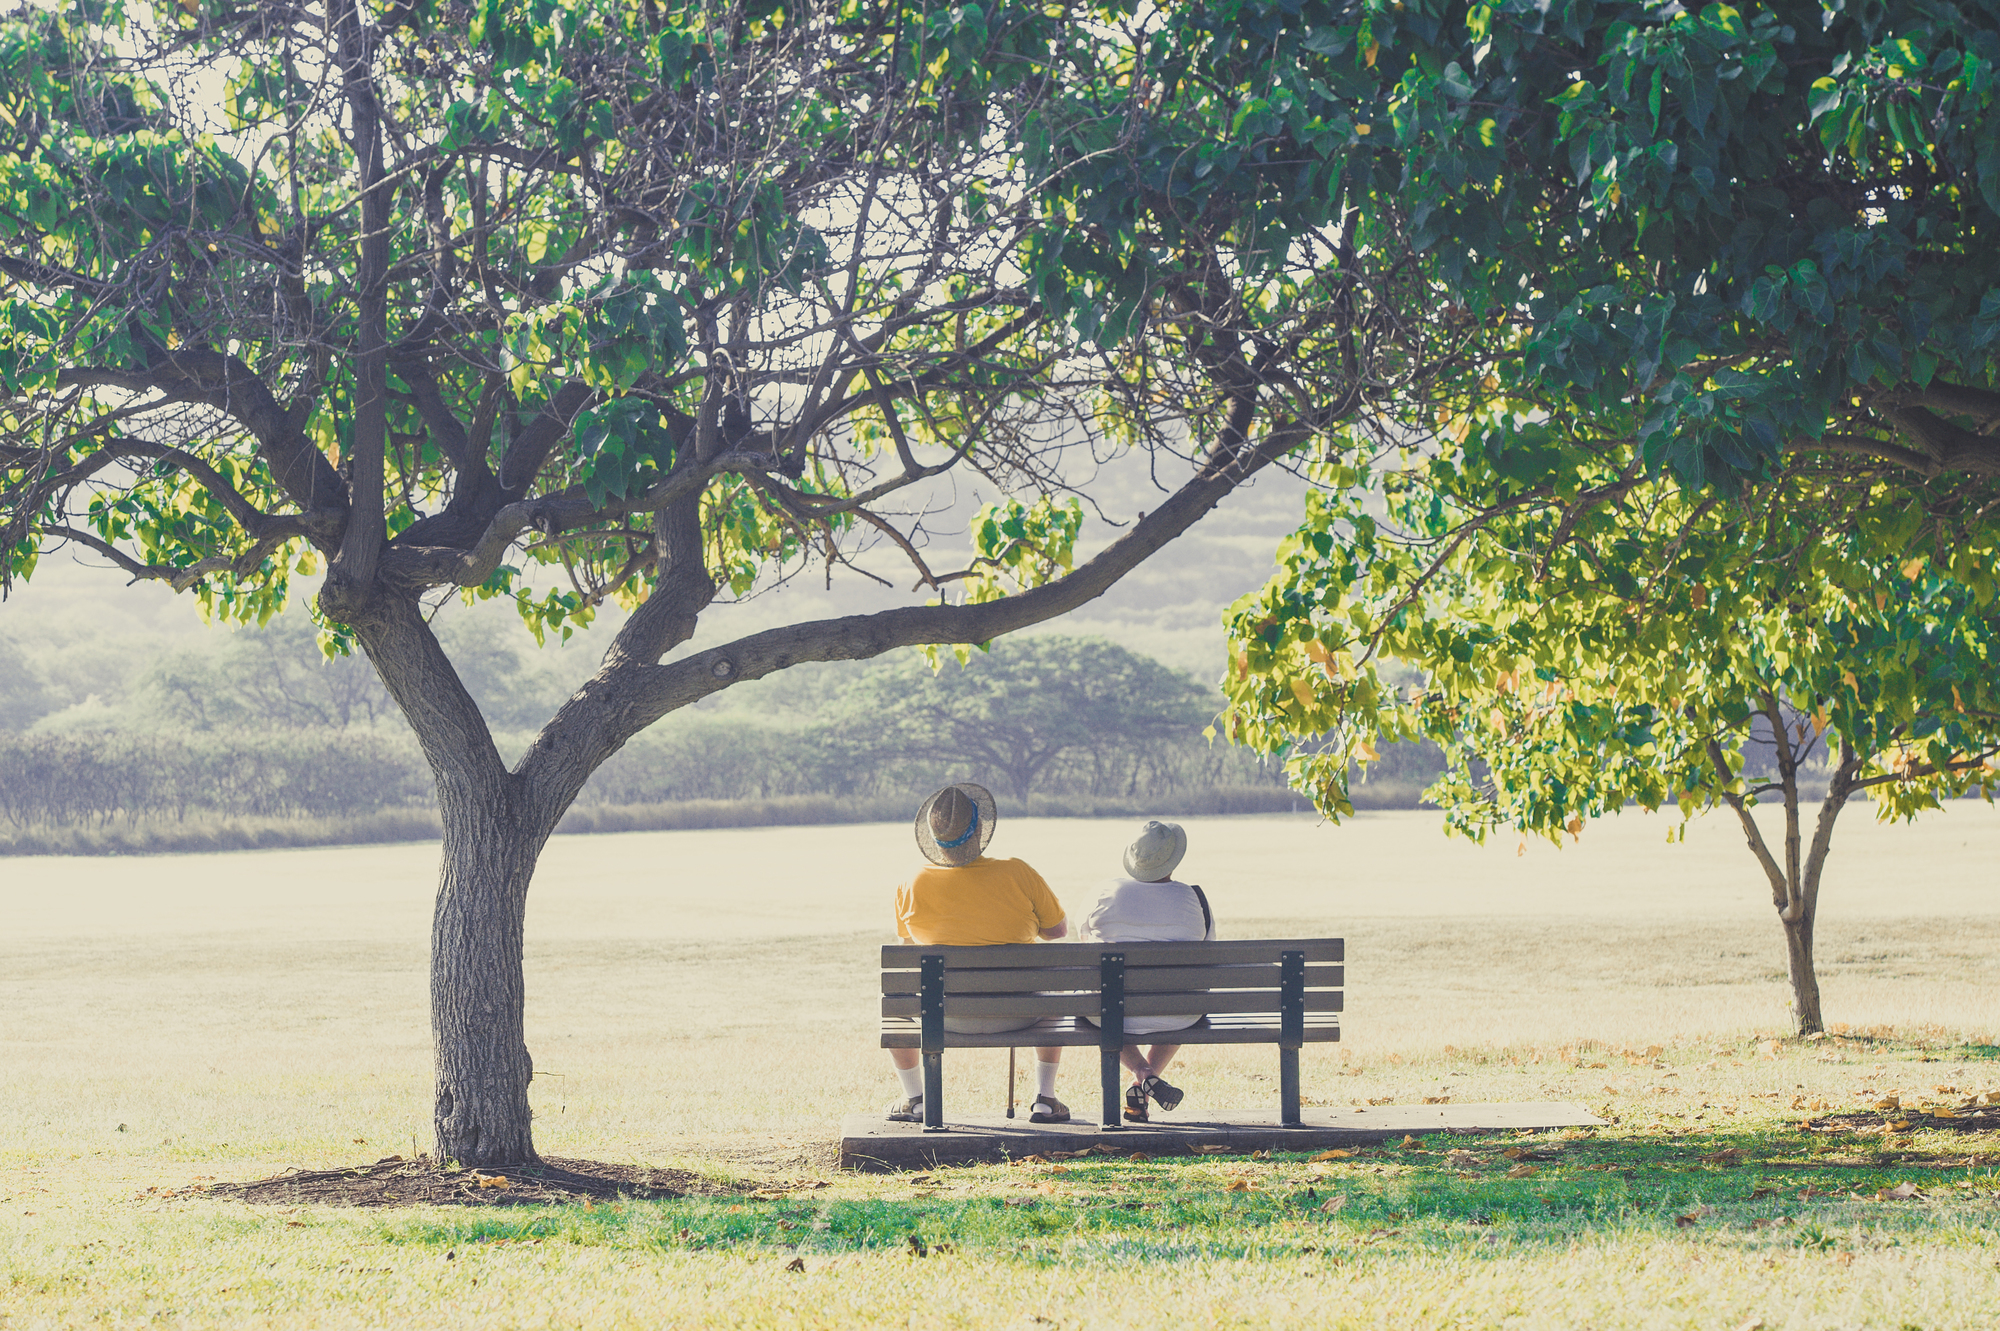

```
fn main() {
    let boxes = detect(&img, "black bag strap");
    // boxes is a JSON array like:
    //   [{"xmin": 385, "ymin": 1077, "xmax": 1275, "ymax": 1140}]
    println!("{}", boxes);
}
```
[{"xmin": 1189, "ymin": 884, "xmax": 1212, "ymax": 939}]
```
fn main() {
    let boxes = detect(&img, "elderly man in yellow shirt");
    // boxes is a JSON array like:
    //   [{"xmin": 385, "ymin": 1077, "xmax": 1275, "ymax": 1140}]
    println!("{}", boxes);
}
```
[{"xmin": 887, "ymin": 782, "xmax": 1072, "ymax": 1123}]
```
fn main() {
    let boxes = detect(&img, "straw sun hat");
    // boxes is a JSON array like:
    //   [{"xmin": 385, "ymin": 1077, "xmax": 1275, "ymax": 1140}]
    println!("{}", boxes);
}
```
[
  {"xmin": 1123, "ymin": 820, "xmax": 1187, "ymax": 882},
  {"xmin": 915, "ymin": 783, "xmax": 997, "ymax": 867}
]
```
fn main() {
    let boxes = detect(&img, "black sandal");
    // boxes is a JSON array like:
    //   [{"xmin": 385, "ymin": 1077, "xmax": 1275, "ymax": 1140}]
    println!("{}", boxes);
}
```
[
  {"xmin": 1124, "ymin": 1082, "xmax": 1149, "ymax": 1122},
  {"xmin": 1142, "ymin": 1075, "xmax": 1184, "ymax": 1112}
]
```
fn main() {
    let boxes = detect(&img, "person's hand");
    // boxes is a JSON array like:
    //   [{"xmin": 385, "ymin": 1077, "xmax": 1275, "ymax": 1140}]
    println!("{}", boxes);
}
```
[{"xmin": 1038, "ymin": 920, "xmax": 1068, "ymax": 941}]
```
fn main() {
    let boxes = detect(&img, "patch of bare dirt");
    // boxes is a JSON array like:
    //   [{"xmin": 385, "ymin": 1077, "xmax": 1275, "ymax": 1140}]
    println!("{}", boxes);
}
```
[{"xmin": 190, "ymin": 1156, "xmax": 752, "ymax": 1208}]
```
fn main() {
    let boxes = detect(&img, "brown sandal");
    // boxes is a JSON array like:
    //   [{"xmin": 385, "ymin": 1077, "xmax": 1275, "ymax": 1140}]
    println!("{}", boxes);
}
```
[{"xmin": 1029, "ymin": 1095, "xmax": 1070, "ymax": 1124}]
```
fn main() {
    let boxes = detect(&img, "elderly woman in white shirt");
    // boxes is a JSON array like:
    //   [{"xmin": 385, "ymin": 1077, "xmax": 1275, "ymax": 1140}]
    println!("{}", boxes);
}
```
[{"xmin": 1078, "ymin": 820, "xmax": 1216, "ymax": 1122}]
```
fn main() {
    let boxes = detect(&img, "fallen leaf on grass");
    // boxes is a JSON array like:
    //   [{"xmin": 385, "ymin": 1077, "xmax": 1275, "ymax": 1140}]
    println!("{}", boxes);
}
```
[
  {"xmin": 1674, "ymin": 1206, "xmax": 1716, "ymax": 1228},
  {"xmin": 1445, "ymin": 1150, "xmax": 1481, "ymax": 1169},
  {"xmin": 1749, "ymin": 1186, "xmax": 1778, "ymax": 1200},
  {"xmin": 1047, "ymin": 1150, "xmax": 1091, "ymax": 1161},
  {"xmin": 1400, "ymin": 1135, "xmax": 1422, "ymax": 1148},
  {"xmin": 1424, "ymin": 1096, "xmax": 1452, "ymax": 1104},
  {"xmin": 1123, "ymin": 1152, "xmax": 1151, "ymax": 1164},
  {"xmin": 784, "ymin": 1257, "xmax": 806, "ymax": 1273},
  {"xmin": 1308, "ymin": 1149, "xmax": 1353, "ymax": 1162},
  {"xmin": 1749, "ymin": 1217, "xmax": 1793, "ymax": 1231},
  {"xmin": 1250, "ymin": 1150, "xmax": 1273, "ymax": 1161},
  {"xmin": 1002, "ymin": 1197, "xmax": 1038, "ymax": 1207},
  {"xmin": 1834, "ymin": 1251, "xmax": 1855, "ymax": 1268},
  {"xmin": 1505, "ymin": 1164, "xmax": 1539, "ymax": 1180},
  {"xmin": 475, "ymin": 1176, "xmax": 509, "ymax": 1190},
  {"xmin": 1876, "ymin": 1181, "xmax": 1922, "ymax": 1201},
  {"xmin": 1191, "ymin": 1145, "xmax": 1230, "ymax": 1156},
  {"xmin": 1320, "ymin": 1193, "xmax": 1349, "ymax": 1214},
  {"xmin": 1873, "ymin": 1096, "xmax": 1901, "ymax": 1111},
  {"xmin": 1226, "ymin": 1178, "xmax": 1255, "ymax": 1193},
  {"xmin": 1700, "ymin": 1149, "xmax": 1747, "ymax": 1166},
  {"xmin": 1012, "ymin": 1155, "xmax": 1049, "ymax": 1166}
]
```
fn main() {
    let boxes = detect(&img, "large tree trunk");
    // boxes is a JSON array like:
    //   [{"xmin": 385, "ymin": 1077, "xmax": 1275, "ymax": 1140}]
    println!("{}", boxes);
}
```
[
  {"xmin": 430, "ymin": 774, "xmax": 545, "ymax": 1167},
  {"xmin": 341, "ymin": 591, "xmax": 556, "ymax": 1166}
]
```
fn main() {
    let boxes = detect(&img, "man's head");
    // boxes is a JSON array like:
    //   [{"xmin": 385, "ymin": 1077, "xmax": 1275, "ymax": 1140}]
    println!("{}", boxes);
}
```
[
  {"xmin": 916, "ymin": 783, "xmax": 997, "ymax": 867},
  {"xmin": 1123, "ymin": 820, "xmax": 1187, "ymax": 882}
]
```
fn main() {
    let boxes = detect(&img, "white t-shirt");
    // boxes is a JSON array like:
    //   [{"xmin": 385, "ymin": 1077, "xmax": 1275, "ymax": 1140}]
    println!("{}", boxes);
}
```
[{"xmin": 1079, "ymin": 876, "xmax": 1217, "ymax": 1035}]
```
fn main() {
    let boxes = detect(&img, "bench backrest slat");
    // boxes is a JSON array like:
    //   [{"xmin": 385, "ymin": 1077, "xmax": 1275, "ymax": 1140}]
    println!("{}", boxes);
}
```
[
  {"xmin": 882, "ymin": 989, "xmax": 1344, "ymax": 1019},
  {"xmin": 880, "ymin": 962, "xmax": 1342, "ymax": 995},
  {"xmin": 880, "ymin": 937, "xmax": 1343, "ymax": 970}
]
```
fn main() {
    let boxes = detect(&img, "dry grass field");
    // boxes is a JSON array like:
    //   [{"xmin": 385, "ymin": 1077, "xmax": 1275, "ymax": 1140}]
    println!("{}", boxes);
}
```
[{"xmin": 5, "ymin": 803, "xmax": 2000, "ymax": 1328}]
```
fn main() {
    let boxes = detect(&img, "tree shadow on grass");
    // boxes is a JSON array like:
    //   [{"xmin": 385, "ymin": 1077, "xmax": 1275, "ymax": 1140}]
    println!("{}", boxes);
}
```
[{"xmin": 348, "ymin": 1116, "xmax": 2000, "ymax": 1263}]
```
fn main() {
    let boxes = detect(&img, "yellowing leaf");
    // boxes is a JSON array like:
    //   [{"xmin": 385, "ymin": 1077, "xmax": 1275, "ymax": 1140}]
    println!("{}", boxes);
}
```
[
  {"xmin": 1308, "ymin": 1149, "xmax": 1352, "ymax": 1162},
  {"xmin": 1505, "ymin": 1164, "xmax": 1538, "ymax": 1179},
  {"xmin": 1290, "ymin": 677, "xmax": 1317, "ymax": 709},
  {"xmin": 1362, "ymin": 41, "xmax": 1379, "ymax": 67}
]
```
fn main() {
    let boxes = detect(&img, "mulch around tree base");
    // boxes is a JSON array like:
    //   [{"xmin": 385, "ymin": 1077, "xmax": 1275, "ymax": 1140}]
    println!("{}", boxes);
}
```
[{"xmin": 193, "ymin": 1156, "xmax": 754, "ymax": 1208}]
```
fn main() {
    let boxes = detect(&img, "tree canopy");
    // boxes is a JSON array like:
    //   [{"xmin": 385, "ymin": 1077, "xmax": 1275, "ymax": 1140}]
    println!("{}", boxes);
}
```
[{"xmin": 0, "ymin": 0, "xmax": 1502, "ymax": 1166}]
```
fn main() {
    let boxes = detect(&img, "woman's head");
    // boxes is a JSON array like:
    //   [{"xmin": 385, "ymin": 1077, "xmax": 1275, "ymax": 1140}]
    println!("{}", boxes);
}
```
[
  {"xmin": 1123, "ymin": 820, "xmax": 1187, "ymax": 882},
  {"xmin": 915, "ymin": 783, "xmax": 997, "ymax": 866}
]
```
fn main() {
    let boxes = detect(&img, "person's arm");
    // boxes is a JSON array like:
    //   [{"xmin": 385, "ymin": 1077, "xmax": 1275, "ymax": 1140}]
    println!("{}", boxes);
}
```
[{"xmin": 1038, "ymin": 919, "xmax": 1068, "ymax": 940}]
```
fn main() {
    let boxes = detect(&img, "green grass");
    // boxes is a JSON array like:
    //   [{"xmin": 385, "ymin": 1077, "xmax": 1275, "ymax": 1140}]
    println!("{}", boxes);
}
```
[
  {"xmin": 10, "ymin": 810, "xmax": 2000, "ymax": 1326},
  {"xmin": 10, "ymin": 1081, "xmax": 2000, "ymax": 1328}
]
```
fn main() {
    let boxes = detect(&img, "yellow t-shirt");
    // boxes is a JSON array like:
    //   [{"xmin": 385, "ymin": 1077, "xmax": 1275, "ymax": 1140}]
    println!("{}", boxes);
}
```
[{"xmin": 894, "ymin": 857, "xmax": 1066, "ymax": 946}]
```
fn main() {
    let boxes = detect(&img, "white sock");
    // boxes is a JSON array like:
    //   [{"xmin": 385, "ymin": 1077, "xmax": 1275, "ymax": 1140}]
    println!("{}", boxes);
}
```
[
  {"xmin": 896, "ymin": 1065, "xmax": 923, "ymax": 1100},
  {"xmin": 1036, "ymin": 1059, "xmax": 1060, "ymax": 1099}
]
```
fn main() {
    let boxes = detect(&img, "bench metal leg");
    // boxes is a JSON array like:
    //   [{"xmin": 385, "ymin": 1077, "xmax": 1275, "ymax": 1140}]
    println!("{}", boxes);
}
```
[
  {"xmin": 920, "ymin": 954, "xmax": 947, "ymax": 1132},
  {"xmin": 1098, "ymin": 951, "xmax": 1126, "ymax": 1131},
  {"xmin": 1279, "ymin": 949, "xmax": 1304, "ymax": 1127},
  {"xmin": 922, "ymin": 1050, "xmax": 945, "ymax": 1131},
  {"xmin": 1279, "ymin": 1046, "xmax": 1301, "ymax": 1127},
  {"xmin": 1007, "ymin": 1047, "xmax": 1016, "ymax": 1119},
  {"xmin": 1100, "ymin": 1047, "xmax": 1123, "ymax": 1129}
]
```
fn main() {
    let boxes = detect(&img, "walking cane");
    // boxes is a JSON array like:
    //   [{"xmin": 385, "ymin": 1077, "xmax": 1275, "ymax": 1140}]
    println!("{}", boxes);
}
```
[{"xmin": 1007, "ymin": 1046, "xmax": 1017, "ymax": 1118}]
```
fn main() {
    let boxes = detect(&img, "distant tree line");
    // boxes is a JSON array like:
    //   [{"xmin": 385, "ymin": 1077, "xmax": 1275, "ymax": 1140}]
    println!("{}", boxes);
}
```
[{"xmin": 3, "ymin": 625, "xmax": 1423, "ymax": 834}]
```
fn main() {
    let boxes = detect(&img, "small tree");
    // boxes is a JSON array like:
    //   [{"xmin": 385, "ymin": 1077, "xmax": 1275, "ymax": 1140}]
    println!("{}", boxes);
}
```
[
  {"xmin": 2, "ymin": 3, "xmax": 1471, "ymax": 1163},
  {"xmin": 1221, "ymin": 461, "xmax": 2000, "ymax": 1034}
]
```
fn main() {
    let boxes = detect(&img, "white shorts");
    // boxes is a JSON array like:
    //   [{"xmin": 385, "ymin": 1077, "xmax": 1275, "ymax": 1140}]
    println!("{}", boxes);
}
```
[{"xmin": 942, "ymin": 1014, "xmax": 1043, "ymax": 1035}]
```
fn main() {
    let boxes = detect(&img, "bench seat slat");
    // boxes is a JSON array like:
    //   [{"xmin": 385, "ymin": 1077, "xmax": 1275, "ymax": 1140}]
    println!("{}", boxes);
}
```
[
  {"xmin": 880, "ymin": 938, "xmax": 1343, "ymax": 969},
  {"xmin": 879, "ymin": 1014, "xmax": 1342, "ymax": 1049},
  {"xmin": 881, "ymin": 989, "xmax": 1344, "ymax": 1018},
  {"xmin": 880, "ymin": 963, "xmax": 1343, "ymax": 995}
]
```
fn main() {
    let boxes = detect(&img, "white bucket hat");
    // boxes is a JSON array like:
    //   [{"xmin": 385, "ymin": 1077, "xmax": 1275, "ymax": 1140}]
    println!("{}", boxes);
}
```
[
  {"xmin": 915, "ymin": 783, "xmax": 997, "ymax": 867},
  {"xmin": 1123, "ymin": 820, "xmax": 1187, "ymax": 882}
]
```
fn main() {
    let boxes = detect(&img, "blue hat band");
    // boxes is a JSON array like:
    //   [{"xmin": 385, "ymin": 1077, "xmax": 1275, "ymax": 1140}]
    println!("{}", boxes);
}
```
[{"xmin": 936, "ymin": 803, "xmax": 980, "ymax": 849}]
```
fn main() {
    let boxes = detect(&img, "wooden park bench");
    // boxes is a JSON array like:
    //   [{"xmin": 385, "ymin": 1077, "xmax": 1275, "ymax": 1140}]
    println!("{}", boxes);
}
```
[{"xmin": 880, "ymin": 938, "xmax": 1343, "ymax": 1131}]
